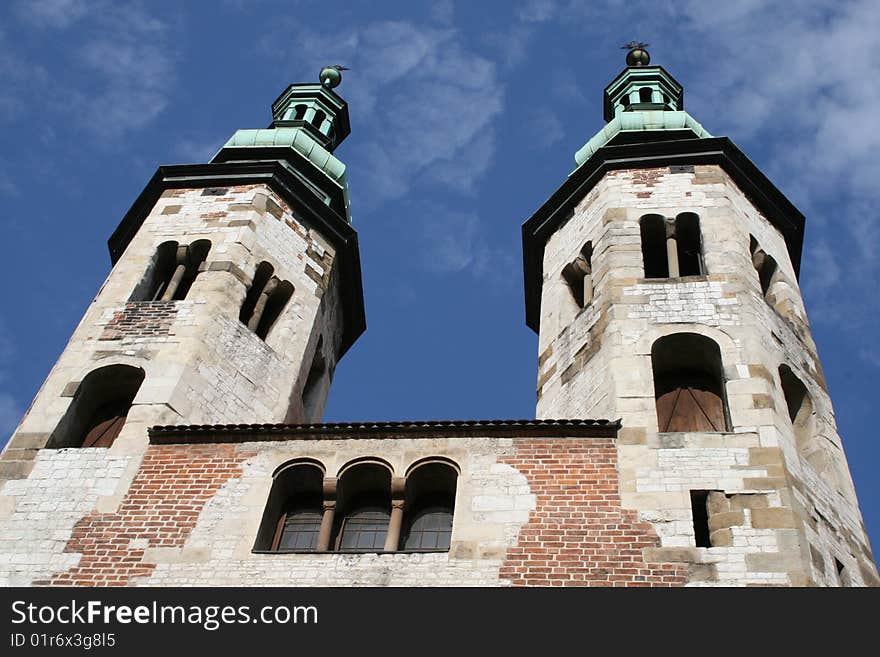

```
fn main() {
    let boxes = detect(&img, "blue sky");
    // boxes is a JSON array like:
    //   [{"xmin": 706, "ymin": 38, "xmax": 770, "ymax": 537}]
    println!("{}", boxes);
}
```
[{"xmin": 1, "ymin": 1, "xmax": 878, "ymax": 555}]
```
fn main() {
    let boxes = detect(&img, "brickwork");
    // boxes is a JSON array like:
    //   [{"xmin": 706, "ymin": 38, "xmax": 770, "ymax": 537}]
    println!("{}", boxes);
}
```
[
  {"xmin": 99, "ymin": 302, "xmax": 177, "ymax": 341},
  {"xmin": 499, "ymin": 438, "xmax": 687, "ymax": 586},
  {"xmin": 36, "ymin": 444, "xmax": 255, "ymax": 586}
]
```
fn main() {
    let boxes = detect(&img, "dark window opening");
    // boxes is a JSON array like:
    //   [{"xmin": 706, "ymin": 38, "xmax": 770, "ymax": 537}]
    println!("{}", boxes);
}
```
[
  {"xmin": 240, "ymin": 261, "xmax": 294, "ymax": 340},
  {"xmin": 640, "ymin": 214, "xmax": 668, "ymax": 278},
  {"xmin": 639, "ymin": 87, "xmax": 653, "ymax": 103},
  {"xmin": 652, "ymin": 333, "xmax": 729, "ymax": 432},
  {"xmin": 301, "ymin": 340, "xmax": 327, "ymax": 422},
  {"xmin": 749, "ymin": 236, "xmax": 778, "ymax": 297},
  {"xmin": 402, "ymin": 461, "xmax": 458, "ymax": 552},
  {"xmin": 255, "ymin": 462, "xmax": 324, "ymax": 552},
  {"xmin": 779, "ymin": 364, "xmax": 815, "ymax": 457},
  {"xmin": 620, "ymin": 95, "xmax": 631, "ymax": 108},
  {"xmin": 294, "ymin": 104, "xmax": 307, "ymax": 120},
  {"xmin": 312, "ymin": 109, "xmax": 327, "ymax": 129},
  {"xmin": 562, "ymin": 241, "xmax": 593, "ymax": 308},
  {"xmin": 834, "ymin": 558, "xmax": 848, "ymax": 586},
  {"xmin": 690, "ymin": 490, "xmax": 712, "ymax": 548},
  {"xmin": 675, "ymin": 213, "xmax": 704, "ymax": 276},
  {"xmin": 48, "ymin": 365, "xmax": 145, "ymax": 449},
  {"xmin": 333, "ymin": 463, "xmax": 392, "ymax": 552},
  {"xmin": 130, "ymin": 240, "xmax": 210, "ymax": 302}
]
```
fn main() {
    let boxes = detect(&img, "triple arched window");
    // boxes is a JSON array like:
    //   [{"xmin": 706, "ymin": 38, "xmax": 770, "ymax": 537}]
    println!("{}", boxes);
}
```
[{"xmin": 255, "ymin": 458, "xmax": 458, "ymax": 553}]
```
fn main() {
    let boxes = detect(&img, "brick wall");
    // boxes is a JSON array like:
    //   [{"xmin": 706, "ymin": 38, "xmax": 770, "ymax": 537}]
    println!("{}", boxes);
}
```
[
  {"xmin": 36, "ymin": 444, "xmax": 255, "ymax": 587},
  {"xmin": 99, "ymin": 302, "xmax": 177, "ymax": 341},
  {"xmin": 498, "ymin": 438, "xmax": 686, "ymax": 586}
]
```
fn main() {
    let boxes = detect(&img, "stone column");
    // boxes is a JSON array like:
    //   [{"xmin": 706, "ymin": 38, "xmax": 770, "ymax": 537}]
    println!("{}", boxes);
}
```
[
  {"xmin": 384, "ymin": 500, "xmax": 405, "ymax": 552},
  {"xmin": 383, "ymin": 476, "xmax": 407, "ymax": 552},
  {"xmin": 247, "ymin": 278, "xmax": 278, "ymax": 332},
  {"xmin": 160, "ymin": 245, "xmax": 191, "ymax": 301},
  {"xmin": 665, "ymin": 217, "xmax": 680, "ymax": 278},
  {"xmin": 316, "ymin": 477, "xmax": 337, "ymax": 551}
]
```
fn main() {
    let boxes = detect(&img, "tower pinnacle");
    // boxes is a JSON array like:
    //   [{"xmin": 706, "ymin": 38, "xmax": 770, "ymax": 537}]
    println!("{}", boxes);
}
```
[{"xmin": 622, "ymin": 41, "xmax": 651, "ymax": 67}]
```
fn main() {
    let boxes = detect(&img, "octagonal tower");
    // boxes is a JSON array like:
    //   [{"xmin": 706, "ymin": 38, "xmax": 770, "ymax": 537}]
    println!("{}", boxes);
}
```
[
  {"xmin": 1, "ymin": 71, "xmax": 365, "ymax": 476},
  {"xmin": 522, "ymin": 47, "xmax": 877, "ymax": 586}
]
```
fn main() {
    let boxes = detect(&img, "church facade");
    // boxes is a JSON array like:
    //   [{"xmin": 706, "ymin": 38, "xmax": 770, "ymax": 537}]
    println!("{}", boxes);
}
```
[{"xmin": 0, "ymin": 51, "xmax": 876, "ymax": 587}]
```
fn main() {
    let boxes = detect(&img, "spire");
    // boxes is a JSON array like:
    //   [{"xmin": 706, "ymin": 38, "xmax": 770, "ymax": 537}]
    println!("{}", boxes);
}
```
[
  {"xmin": 573, "ymin": 45, "xmax": 712, "ymax": 167},
  {"xmin": 270, "ymin": 66, "xmax": 352, "ymax": 152},
  {"xmin": 604, "ymin": 43, "xmax": 683, "ymax": 121}
]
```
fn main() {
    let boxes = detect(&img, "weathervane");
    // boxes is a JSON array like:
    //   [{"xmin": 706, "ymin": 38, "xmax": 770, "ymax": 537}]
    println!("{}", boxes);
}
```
[
  {"xmin": 319, "ymin": 65, "xmax": 349, "ymax": 89},
  {"xmin": 621, "ymin": 41, "xmax": 650, "ymax": 67}
]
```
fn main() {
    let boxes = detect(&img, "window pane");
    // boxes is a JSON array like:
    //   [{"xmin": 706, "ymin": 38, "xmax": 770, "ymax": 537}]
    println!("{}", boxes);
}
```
[
  {"xmin": 404, "ymin": 508, "xmax": 453, "ymax": 551},
  {"xmin": 278, "ymin": 510, "xmax": 322, "ymax": 550},
  {"xmin": 339, "ymin": 507, "xmax": 389, "ymax": 551}
]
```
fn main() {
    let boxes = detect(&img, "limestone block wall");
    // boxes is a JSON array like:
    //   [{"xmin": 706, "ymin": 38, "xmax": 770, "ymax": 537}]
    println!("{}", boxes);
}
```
[
  {"xmin": 1, "ymin": 184, "xmax": 344, "ymax": 482},
  {"xmin": 0, "ymin": 429, "xmax": 689, "ymax": 587},
  {"xmin": 535, "ymin": 165, "xmax": 878, "ymax": 586}
]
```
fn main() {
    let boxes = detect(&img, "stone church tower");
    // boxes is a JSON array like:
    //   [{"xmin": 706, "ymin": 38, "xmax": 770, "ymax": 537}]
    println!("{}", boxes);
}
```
[
  {"xmin": 523, "ymin": 44, "xmax": 877, "ymax": 585},
  {"xmin": 0, "ymin": 54, "xmax": 875, "ymax": 587}
]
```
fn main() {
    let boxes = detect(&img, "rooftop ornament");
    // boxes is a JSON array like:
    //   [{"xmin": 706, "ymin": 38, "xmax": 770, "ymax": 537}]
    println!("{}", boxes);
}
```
[
  {"xmin": 319, "ymin": 64, "xmax": 349, "ymax": 89},
  {"xmin": 622, "ymin": 41, "xmax": 650, "ymax": 67}
]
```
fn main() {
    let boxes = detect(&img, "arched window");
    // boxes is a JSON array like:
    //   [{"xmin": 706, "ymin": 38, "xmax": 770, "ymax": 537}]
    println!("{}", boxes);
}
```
[
  {"xmin": 334, "ymin": 462, "xmax": 392, "ymax": 552},
  {"xmin": 312, "ymin": 109, "xmax": 327, "ymax": 130},
  {"xmin": 675, "ymin": 213, "xmax": 704, "ymax": 276},
  {"xmin": 254, "ymin": 461, "xmax": 325, "ymax": 552},
  {"xmin": 293, "ymin": 104, "xmax": 307, "ymax": 120},
  {"xmin": 130, "ymin": 240, "xmax": 210, "ymax": 302},
  {"xmin": 652, "ymin": 333, "xmax": 729, "ymax": 432},
  {"xmin": 749, "ymin": 236, "xmax": 778, "ymax": 297},
  {"xmin": 640, "ymin": 213, "xmax": 705, "ymax": 279},
  {"xmin": 562, "ymin": 241, "xmax": 593, "ymax": 309},
  {"xmin": 239, "ymin": 261, "xmax": 294, "ymax": 340},
  {"xmin": 402, "ymin": 460, "xmax": 458, "ymax": 551},
  {"xmin": 639, "ymin": 87, "xmax": 654, "ymax": 103},
  {"xmin": 639, "ymin": 214, "xmax": 668, "ymax": 278},
  {"xmin": 48, "ymin": 365, "xmax": 145, "ymax": 448}
]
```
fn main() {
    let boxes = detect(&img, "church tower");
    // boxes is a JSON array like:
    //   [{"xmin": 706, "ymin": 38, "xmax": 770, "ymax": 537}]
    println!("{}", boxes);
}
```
[
  {"xmin": 1, "ymin": 68, "xmax": 365, "ymax": 476},
  {"xmin": 522, "ymin": 45, "xmax": 878, "ymax": 586}
]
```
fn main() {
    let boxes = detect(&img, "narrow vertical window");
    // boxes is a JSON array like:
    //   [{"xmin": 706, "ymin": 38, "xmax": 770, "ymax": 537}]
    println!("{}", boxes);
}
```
[
  {"xmin": 675, "ymin": 213, "xmax": 704, "ymax": 276},
  {"xmin": 240, "ymin": 261, "xmax": 294, "ymax": 340},
  {"xmin": 301, "ymin": 340, "xmax": 327, "ymax": 422},
  {"xmin": 690, "ymin": 490, "xmax": 712, "ymax": 548},
  {"xmin": 639, "ymin": 214, "xmax": 668, "ymax": 278},
  {"xmin": 562, "ymin": 241, "xmax": 593, "ymax": 308}
]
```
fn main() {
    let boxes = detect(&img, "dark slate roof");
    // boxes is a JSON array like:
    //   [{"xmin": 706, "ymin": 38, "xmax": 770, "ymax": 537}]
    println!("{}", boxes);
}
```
[{"xmin": 148, "ymin": 418, "xmax": 621, "ymax": 444}]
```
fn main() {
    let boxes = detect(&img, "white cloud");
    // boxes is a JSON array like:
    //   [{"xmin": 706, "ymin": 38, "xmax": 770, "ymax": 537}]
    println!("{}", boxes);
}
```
[
  {"xmin": 3, "ymin": 2, "xmax": 175, "ymax": 140},
  {"xmin": 14, "ymin": 0, "xmax": 89, "ymax": 29},
  {"xmin": 286, "ymin": 20, "xmax": 504, "ymax": 204}
]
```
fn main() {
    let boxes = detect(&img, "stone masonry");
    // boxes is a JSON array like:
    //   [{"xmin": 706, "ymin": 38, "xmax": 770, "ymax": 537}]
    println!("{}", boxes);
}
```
[{"xmin": 534, "ymin": 164, "xmax": 878, "ymax": 586}]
